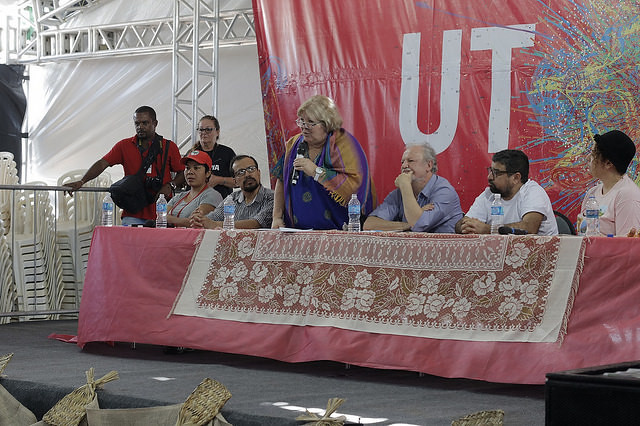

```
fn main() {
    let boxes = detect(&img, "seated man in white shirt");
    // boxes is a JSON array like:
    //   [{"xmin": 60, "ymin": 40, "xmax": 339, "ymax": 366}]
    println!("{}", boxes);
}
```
[{"xmin": 455, "ymin": 149, "xmax": 558, "ymax": 235}]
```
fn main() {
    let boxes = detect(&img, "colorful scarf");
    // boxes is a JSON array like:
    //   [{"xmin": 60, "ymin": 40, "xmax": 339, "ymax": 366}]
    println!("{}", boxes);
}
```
[{"xmin": 279, "ymin": 129, "xmax": 376, "ymax": 229}]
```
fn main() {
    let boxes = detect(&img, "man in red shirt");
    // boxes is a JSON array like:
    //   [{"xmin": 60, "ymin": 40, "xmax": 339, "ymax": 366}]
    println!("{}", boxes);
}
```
[{"xmin": 66, "ymin": 106, "xmax": 185, "ymax": 225}]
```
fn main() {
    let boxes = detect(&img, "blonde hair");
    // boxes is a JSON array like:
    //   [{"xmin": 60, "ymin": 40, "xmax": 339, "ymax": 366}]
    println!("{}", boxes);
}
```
[{"xmin": 297, "ymin": 95, "xmax": 343, "ymax": 133}]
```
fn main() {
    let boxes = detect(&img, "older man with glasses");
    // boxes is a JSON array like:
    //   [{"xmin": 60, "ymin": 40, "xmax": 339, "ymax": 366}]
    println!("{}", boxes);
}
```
[
  {"xmin": 455, "ymin": 149, "xmax": 558, "ymax": 235},
  {"xmin": 363, "ymin": 143, "xmax": 463, "ymax": 233},
  {"xmin": 190, "ymin": 155, "xmax": 274, "ymax": 229}
]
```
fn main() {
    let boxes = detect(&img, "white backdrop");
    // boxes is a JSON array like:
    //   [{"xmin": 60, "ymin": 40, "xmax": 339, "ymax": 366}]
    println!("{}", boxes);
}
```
[{"xmin": 21, "ymin": 0, "xmax": 267, "ymax": 186}]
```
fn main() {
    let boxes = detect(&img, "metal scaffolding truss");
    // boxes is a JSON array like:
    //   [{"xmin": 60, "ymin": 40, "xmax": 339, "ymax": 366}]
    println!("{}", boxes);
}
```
[
  {"xmin": 4, "ymin": 1, "xmax": 255, "ymax": 63},
  {"xmin": 2, "ymin": 0, "xmax": 256, "ymax": 151},
  {"xmin": 1, "ymin": 0, "xmax": 102, "ymax": 63},
  {"xmin": 172, "ymin": 0, "xmax": 245, "ymax": 149},
  {"xmin": 34, "ymin": 0, "xmax": 103, "ymax": 27}
]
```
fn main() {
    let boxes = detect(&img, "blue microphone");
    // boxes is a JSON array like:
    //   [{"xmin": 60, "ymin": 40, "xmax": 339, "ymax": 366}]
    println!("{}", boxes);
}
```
[{"xmin": 498, "ymin": 226, "xmax": 527, "ymax": 235}]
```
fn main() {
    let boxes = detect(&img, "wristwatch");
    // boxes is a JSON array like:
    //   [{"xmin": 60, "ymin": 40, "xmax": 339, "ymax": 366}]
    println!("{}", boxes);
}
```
[
  {"xmin": 169, "ymin": 182, "xmax": 177, "ymax": 192},
  {"xmin": 314, "ymin": 167, "xmax": 324, "ymax": 181}
]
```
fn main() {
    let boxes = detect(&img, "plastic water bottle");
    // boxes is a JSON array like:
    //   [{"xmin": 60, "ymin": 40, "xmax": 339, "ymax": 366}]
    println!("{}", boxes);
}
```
[
  {"xmin": 223, "ymin": 195, "xmax": 235, "ymax": 230},
  {"xmin": 584, "ymin": 195, "xmax": 600, "ymax": 236},
  {"xmin": 101, "ymin": 193, "xmax": 114, "ymax": 226},
  {"xmin": 347, "ymin": 194, "xmax": 361, "ymax": 232},
  {"xmin": 156, "ymin": 193, "xmax": 167, "ymax": 228},
  {"xmin": 490, "ymin": 193, "xmax": 504, "ymax": 234}
]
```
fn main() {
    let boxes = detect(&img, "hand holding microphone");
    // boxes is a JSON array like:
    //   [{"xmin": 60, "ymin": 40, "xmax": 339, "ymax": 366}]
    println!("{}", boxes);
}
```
[{"xmin": 291, "ymin": 142, "xmax": 308, "ymax": 185}]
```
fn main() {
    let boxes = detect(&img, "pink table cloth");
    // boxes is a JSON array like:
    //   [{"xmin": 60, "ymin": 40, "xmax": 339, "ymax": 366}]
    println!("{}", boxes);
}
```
[{"xmin": 78, "ymin": 227, "xmax": 640, "ymax": 384}]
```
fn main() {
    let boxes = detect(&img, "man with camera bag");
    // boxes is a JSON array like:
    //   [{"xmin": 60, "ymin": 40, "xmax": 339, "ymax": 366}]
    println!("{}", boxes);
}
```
[{"xmin": 66, "ymin": 106, "xmax": 184, "ymax": 226}]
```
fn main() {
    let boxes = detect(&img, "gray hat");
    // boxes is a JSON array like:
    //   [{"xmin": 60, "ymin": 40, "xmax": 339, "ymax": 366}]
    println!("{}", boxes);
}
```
[{"xmin": 594, "ymin": 130, "xmax": 636, "ymax": 175}]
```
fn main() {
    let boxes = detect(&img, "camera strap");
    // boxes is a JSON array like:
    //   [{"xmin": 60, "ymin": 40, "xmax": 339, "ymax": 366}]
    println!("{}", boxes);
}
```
[
  {"xmin": 135, "ymin": 134, "xmax": 168, "ymax": 179},
  {"xmin": 156, "ymin": 135, "xmax": 170, "ymax": 183}
]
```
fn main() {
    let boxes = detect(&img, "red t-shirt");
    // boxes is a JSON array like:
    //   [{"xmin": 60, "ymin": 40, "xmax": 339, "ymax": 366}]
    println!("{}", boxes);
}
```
[{"xmin": 103, "ymin": 135, "xmax": 184, "ymax": 220}]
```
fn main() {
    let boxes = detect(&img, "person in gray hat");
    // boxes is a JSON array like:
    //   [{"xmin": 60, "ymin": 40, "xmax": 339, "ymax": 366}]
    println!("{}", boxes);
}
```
[{"xmin": 580, "ymin": 129, "xmax": 640, "ymax": 236}]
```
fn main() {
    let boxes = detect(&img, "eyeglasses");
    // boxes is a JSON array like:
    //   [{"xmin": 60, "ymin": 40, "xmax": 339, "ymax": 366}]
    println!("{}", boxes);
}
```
[
  {"xmin": 295, "ymin": 118, "xmax": 321, "ymax": 130},
  {"xmin": 197, "ymin": 127, "xmax": 215, "ymax": 134},
  {"xmin": 234, "ymin": 165, "xmax": 258, "ymax": 177},
  {"xmin": 487, "ymin": 167, "xmax": 511, "ymax": 177}
]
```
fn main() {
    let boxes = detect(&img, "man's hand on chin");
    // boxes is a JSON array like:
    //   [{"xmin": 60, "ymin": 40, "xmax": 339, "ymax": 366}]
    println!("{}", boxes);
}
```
[{"xmin": 394, "ymin": 170, "xmax": 413, "ymax": 188}]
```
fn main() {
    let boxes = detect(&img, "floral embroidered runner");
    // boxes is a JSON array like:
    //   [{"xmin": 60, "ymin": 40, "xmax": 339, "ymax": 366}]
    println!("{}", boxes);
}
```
[{"xmin": 172, "ymin": 231, "xmax": 585, "ymax": 343}]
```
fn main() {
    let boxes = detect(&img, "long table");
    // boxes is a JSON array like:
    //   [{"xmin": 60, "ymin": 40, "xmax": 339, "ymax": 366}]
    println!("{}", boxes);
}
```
[{"xmin": 77, "ymin": 227, "xmax": 640, "ymax": 384}]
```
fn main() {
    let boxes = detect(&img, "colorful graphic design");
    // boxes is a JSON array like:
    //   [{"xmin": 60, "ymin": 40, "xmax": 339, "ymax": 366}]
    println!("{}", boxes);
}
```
[{"xmin": 254, "ymin": 0, "xmax": 640, "ymax": 221}]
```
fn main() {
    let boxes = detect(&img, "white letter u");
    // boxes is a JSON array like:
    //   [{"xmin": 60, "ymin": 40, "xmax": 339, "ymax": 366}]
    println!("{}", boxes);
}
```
[{"xmin": 399, "ymin": 30, "xmax": 462, "ymax": 154}]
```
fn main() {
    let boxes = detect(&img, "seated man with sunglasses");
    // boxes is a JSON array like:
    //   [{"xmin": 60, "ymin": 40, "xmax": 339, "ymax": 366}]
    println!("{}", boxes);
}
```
[
  {"xmin": 190, "ymin": 155, "xmax": 274, "ymax": 229},
  {"xmin": 456, "ymin": 149, "xmax": 558, "ymax": 235}
]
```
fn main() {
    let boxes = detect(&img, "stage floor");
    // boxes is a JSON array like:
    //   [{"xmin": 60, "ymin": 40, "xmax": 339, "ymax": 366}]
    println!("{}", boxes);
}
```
[{"xmin": 1, "ymin": 320, "xmax": 545, "ymax": 425}]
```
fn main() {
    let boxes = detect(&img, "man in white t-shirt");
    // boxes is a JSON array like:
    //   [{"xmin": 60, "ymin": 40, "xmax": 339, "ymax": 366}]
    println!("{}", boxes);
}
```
[
  {"xmin": 456, "ymin": 149, "xmax": 558, "ymax": 235},
  {"xmin": 580, "ymin": 130, "xmax": 640, "ymax": 236}
]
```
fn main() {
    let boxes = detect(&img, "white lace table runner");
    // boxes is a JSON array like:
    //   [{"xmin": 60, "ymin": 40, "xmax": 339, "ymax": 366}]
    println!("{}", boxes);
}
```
[{"xmin": 172, "ymin": 231, "xmax": 585, "ymax": 343}]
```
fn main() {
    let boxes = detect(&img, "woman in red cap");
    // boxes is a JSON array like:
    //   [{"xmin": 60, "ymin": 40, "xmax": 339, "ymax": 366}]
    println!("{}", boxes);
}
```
[{"xmin": 167, "ymin": 150, "xmax": 223, "ymax": 227}]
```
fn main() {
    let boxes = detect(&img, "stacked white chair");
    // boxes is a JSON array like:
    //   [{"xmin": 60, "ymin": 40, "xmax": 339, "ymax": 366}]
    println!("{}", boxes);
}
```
[
  {"xmin": 0, "ymin": 216, "xmax": 17, "ymax": 324},
  {"xmin": 12, "ymin": 182, "xmax": 64, "ymax": 320},
  {"xmin": 56, "ymin": 170, "xmax": 112, "ymax": 314},
  {"xmin": 0, "ymin": 152, "xmax": 19, "ymax": 236},
  {"xmin": 0, "ymin": 152, "xmax": 18, "ymax": 323}
]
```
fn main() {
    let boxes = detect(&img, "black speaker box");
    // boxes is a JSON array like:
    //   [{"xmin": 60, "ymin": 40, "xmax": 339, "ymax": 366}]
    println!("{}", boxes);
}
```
[{"xmin": 546, "ymin": 360, "xmax": 640, "ymax": 425}]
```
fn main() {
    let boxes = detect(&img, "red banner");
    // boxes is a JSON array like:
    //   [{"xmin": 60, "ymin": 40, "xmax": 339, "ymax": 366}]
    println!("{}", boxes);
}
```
[{"xmin": 253, "ymin": 0, "xmax": 640, "ymax": 221}]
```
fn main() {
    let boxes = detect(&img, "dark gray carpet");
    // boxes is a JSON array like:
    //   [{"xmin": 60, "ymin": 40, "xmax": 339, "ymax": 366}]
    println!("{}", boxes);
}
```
[{"xmin": 1, "ymin": 320, "xmax": 545, "ymax": 425}]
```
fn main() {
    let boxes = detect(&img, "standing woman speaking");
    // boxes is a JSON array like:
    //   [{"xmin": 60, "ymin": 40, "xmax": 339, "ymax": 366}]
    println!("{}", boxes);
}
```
[
  {"xmin": 272, "ymin": 95, "xmax": 376, "ymax": 229},
  {"xmin": 188, "ymin": 115, "xmax": 236, "ymax": 198}
]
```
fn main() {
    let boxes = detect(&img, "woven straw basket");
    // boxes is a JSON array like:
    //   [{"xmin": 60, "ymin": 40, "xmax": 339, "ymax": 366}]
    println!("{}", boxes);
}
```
[
  {"xmin": 177, "ymin": 378, "xmax": 232, "ymax": 426},
  {"xmin": 42, "ymin": 368, "xmax": 119, "ymax": 426},
  {"xmin": 0, "ymin": 353, "xmax": 13, "ymax": 376},
  {"xmin": 296, "ymin": 397, "xmax": 346, "ymax": 426},
  {"xmin": 452, "ymin": 409, "xmax": 504, "ymax": 426}
]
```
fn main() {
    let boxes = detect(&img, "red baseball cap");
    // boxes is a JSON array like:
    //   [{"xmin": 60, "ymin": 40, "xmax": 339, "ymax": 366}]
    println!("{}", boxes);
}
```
[{"xmin": 181, "ymin": 150, "xmax": 213, "ymax": 169}]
